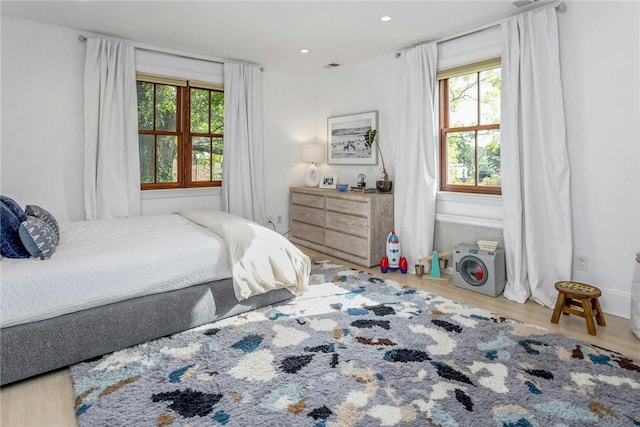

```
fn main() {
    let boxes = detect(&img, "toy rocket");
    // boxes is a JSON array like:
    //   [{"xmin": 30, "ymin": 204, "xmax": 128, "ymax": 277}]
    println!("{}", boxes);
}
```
[
  {"xmin": 387, "ymin": 231, "xmax": 401, "ymax": 269},
  {"xmin": 380, "ymin": 231, "xmax": 407, "ymax": 274}
]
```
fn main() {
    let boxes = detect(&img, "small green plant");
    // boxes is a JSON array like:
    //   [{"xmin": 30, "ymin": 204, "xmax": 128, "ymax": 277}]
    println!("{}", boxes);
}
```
[{"xmin": 364, "ymin": 129, "xmax": 389, "ymax": 181}]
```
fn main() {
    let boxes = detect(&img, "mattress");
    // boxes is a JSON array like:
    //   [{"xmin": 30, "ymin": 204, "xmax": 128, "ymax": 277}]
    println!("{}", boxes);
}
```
[{"xmin": 0, "ymin": 214, "xmax": 232, "ymax": 328}]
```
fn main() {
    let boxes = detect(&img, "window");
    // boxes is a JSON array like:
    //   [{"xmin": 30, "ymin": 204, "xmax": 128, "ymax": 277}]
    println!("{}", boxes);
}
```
[
  {"xmin": 439, "ymin": 59, "xmax": 501, "ymax": 195},
  {"xmin": 136, "ymin": 75, "xmax": 223, "ymax": 190}
]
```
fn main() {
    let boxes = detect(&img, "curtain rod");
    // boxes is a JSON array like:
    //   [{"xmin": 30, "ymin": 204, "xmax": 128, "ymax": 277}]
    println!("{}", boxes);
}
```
[
  {"xmin": 395, "ymin": 1, "xmax": 566, "ymax": 58},
  {"xmin": 78, "ymin": 35, "xmax": 265, "ymax": 71}
]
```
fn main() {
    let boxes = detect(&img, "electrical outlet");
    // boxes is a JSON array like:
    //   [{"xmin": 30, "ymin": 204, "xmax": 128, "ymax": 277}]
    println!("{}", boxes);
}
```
[
  {"xmin": 577, "ymin": 255, "xmax": 588, "ymax": 271},
  {"xmin": 277, "ymin": 215, "xmax": 283, "ymax": 225}
]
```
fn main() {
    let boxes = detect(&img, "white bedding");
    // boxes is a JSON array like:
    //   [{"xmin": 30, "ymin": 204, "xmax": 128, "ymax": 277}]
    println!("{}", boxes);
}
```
[
  {"xmin": 178, "ymin": 211, "xmax": 310, "ymax": 300},
  {"xmin": 1, "ymin": 214, "xmax": 231, "ymax": 328}
]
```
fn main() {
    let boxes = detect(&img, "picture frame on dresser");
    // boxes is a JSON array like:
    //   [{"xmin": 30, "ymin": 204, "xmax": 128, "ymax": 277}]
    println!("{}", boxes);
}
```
[
  {"xmin": 327, "ymin": 111, "xmax": 378, "ymax": 165},
  {"xmin": 319, "ymin": 175, "xmax": 337, "ymax": 189}
]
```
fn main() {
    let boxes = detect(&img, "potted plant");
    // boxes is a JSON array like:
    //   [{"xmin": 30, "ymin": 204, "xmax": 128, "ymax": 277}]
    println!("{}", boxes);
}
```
[{"xmin": 364, "ymin": 129, "xmax": 392, "ymax": 192}]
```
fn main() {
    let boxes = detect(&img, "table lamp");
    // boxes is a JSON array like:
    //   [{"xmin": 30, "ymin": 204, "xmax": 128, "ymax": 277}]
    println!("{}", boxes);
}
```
[{"xmin": 301, "ymin": 143, "xmax": 324, "ymax": 187}]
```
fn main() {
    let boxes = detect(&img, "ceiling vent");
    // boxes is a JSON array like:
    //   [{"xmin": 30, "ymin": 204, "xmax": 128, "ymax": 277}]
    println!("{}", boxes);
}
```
[
  {"xmin": 324, "ymin": 63, "xmax": 341, "ymax": 68},
  {"xmin": 512, "ymin": 0, "xmax": 539, "ymax": 7}
]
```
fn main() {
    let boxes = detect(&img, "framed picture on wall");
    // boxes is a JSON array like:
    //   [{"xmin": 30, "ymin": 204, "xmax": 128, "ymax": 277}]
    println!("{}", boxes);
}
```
[
  {"xmin": 319, "ymin": 174, "xmax": 337, "ymax": 189},
  {"xmin": 327, "ymin": 111, "xmax": 378, "ymax": 165}
]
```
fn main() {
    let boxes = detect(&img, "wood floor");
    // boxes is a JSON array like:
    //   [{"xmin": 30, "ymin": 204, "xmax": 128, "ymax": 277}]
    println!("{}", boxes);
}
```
[{"xmin": 2, "ymin": 247, "xmax": 638, "ymax": 427}]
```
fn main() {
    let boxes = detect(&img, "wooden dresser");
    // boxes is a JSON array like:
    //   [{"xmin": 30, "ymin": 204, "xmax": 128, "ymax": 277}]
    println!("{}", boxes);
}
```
[{"xmin": 289, "ymin": 187, "xmax": 394, "ymax": 267}]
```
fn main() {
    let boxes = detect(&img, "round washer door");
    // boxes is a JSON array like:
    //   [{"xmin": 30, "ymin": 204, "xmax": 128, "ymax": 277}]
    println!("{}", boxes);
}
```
[{"xmin": 458, "ymin": 255, "xmax": 488, "ymax": 287}]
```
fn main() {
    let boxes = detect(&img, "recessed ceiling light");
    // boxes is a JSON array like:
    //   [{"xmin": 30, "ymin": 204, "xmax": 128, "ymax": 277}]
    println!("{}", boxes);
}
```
[
  {"xmin": 380, "ymin": 16, "xmax": 392, "ymax": 22},
  {"xmin": 300, "ymin": 49, "xmax": 309, "ymax": 54}
]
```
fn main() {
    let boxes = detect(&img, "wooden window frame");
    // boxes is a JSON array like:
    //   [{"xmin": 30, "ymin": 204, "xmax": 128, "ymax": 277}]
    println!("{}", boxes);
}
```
[
  {"xmin": 139, "ymin": 83, "xmax": 184, "ymax": 190},
  {"xmin": 438, "ymin": 62, "xmax": 501, "ymax": 196},
  {"xmin": 185, "ymin": 86, "xmax": 224, "ymax": 188},
  {"xmin": 138, "ymin": 77, "xmax": 223, "ymax": 190}
]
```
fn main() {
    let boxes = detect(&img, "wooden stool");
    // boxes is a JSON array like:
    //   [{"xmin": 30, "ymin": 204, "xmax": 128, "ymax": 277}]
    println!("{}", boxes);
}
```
[{"xmin": 550, "ymin": 281, "xmax": 606, "ymax": 336}]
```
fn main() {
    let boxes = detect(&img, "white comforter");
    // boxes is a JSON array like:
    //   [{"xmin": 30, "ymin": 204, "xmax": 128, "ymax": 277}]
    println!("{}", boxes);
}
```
[
  {"xmin": 178, "ymin": 211, "xmax": 310, "ymax": 301},
  {"xmin": 1, "ymin": 212, "xmax": 309, "ymax": 328}
]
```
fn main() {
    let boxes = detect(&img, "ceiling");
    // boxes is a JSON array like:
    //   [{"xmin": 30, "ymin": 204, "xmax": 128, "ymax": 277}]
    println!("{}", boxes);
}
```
[{"xmin": 1, "ymin": 1, "xmax": 532, "ymax": 71}]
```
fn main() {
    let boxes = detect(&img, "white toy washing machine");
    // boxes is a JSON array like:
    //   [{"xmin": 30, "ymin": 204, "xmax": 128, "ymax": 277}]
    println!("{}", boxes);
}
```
[{"xmin": 453, "ymin": 243, "xmax": 506, "ymax": 297}]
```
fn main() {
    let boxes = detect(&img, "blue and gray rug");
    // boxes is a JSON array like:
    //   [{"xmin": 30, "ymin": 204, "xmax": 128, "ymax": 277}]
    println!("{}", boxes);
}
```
[{"xmin": 71, "ymin": 261, "xmax": 640, "ymax": 426}]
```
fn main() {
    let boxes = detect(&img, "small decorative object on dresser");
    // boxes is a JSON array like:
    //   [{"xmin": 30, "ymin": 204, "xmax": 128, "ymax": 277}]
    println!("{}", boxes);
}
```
[
  {"xmin": 301, "ymin": 143, "xmax": 325, "ymax": 187},
  {"xmin": 289, "ymin": 187, "xmax": 394, "ymax": 267},
  {"xmin": 375, "ymin": 179, "xmax": 393, "ymax": 193},
  {"xmin": 364, "ymin": 128, "xmax": 392, "ymax": 193},
  {"xmin": 319, "ymin": 175, "xmax": 337, "ymax": 189},
  {"xmin": 357, "ymin": 173, "xmax": 367, "ymax": 188}
]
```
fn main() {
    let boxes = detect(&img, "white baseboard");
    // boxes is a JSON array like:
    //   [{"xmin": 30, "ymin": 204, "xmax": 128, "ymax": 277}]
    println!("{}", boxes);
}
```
[{"xmin": 599, "ymin": 287, "xmax": 631, "ymax": 319}]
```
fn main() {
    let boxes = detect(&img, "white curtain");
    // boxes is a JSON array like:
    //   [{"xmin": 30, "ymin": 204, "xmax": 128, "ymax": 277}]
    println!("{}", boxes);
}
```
[
  {"xmin": 501, "ymin": 7, "xmax": 572, "ymax": 307},
  {"xmin": 222, "ymin": 62, "xmax": 266, "ymax": 223},
  {"xmin": 395, "ymin": 43, "xmax": 439, "ymax": 271},
  {"xmin": 84, "ymin": 38, "xmax": 140, "ymax": 220}
]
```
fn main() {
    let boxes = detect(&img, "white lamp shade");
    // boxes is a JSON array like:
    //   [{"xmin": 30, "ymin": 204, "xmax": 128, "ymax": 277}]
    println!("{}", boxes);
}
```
[{"xmin": 301, "ymin": 143, "xmax": 324, "ymax": 164}]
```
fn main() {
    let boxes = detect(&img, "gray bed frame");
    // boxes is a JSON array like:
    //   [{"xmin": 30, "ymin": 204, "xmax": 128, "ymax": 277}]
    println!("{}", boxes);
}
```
[{"xmin": 1, "ymin": 278, "xmax": 293, "ymax": 385}]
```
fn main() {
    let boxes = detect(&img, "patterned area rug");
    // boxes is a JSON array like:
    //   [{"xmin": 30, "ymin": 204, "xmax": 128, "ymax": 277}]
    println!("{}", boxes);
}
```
[{"xmin": 71, "ymin": 260, "xmax": 640, "ymax": 426}]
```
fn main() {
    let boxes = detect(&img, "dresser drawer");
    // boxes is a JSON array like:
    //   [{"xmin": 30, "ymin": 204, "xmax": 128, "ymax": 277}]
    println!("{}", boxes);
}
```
[
  {"xmin": 326, "ymin": 211, "xmax": 368, "ymax": 238},
  {"xmin": 326, "ymin": 197, "xmax": 368, "ymax": 217},
  {"xmin": 291, "ymin": 192, "xmax": 325, "ymax": 209},
  {"xmin": 325, "ymin": 229, "xmax": 368, "ymax": 258},
  {"xmin": 291, "ymin": 220, "xmax": 324, "ymax": 245},
  {"xmin": 291, "ymin": 205, "xmax": 324, "ymax": 227}
]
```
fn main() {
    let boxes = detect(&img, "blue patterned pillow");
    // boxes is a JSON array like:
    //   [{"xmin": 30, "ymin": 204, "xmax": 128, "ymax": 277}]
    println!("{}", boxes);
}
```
[
  {"xmin": 0, "ymin": 203, "xmax": 30, "ymax": 258},
  {"xmin": 19, "ymin": 217, "xmax": 58, "ymax": 259},
  {"xmin": 25, "ymin": 205, "xmax": 59, "ymax": 238},
  {"xmin": 1, "ymin": 195, "xmax": 27, "ymax": 222}
]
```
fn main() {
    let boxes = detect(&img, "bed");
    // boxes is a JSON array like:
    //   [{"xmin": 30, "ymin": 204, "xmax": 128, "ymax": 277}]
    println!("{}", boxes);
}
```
[{"xmin": 0, "ymin": 209, "xmax": 310, "ymax": 385}]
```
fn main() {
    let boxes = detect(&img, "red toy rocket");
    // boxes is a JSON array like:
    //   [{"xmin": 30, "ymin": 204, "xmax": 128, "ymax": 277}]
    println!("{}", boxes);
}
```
[{"xmin": 380, "ymin": 231, "xmax": 407, "ymax": 274}]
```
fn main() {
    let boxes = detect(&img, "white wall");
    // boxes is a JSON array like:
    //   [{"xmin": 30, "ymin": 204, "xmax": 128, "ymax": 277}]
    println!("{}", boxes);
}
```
[
  {"xmin": 559, "ymin": 1, "xmax": 640, "ymax": 317},
  {"xmin": 1, "ymin": 16, "xmax": 85, "ymax": 221},
  {"xmin": 315, "ymin": 55, "xmax": 402, "ymax": 190},
  {"xmin": 262, "ymin": 68, "xmax": 318, "ymax": 233}
]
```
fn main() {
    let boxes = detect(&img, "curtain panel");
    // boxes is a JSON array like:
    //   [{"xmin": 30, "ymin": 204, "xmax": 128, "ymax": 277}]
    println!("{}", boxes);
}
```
[
  {"xmin": 395, "ymin": 43, "xmax": 439, "ymax": 271},
  {"xmin": 500, "ymin": 7, "xmax": 573, "ymax": 307},
  {"xmin": 222, "ymin": 63, "xmax": 266, "ymax": 224},
  {"xmin": 83, "ymin": 38, "xmax": 140, "ymax": 220}
]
